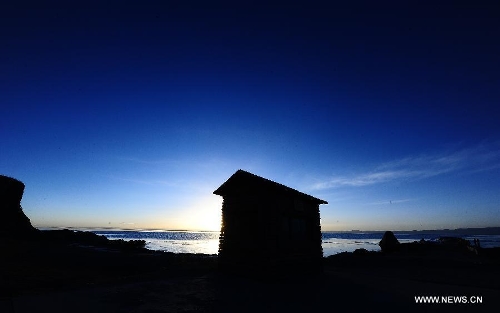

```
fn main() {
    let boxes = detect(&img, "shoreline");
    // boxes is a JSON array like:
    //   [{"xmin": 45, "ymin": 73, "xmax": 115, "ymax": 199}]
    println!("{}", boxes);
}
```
[{"xmin": 2, "ymin": 230, "xmax": 500, "ymax": 312}]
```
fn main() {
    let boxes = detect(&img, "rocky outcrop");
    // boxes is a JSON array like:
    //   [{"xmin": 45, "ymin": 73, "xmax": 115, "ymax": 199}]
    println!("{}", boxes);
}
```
[
  {"xmin": 0, "ymin": 175, "xmax": 38, "ymax": 237},
  {"xmin": 40, "ymin": 229, "xmax": 147, "ymax": 250},
  {"xmin": 379, "ymin": 231, "xmax": 400, "ymax": 253}
]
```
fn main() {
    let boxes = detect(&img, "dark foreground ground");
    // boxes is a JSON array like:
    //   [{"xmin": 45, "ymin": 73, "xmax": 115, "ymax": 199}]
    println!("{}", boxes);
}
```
[{"xmin": 1, "ymin": 232, "xmax": 500, "ymax": 313}]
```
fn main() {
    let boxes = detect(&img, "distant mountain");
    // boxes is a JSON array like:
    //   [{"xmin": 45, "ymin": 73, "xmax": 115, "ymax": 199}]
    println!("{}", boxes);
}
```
[
  {"xmin": 328, "ymin": 227, "xmax": 500, "ymax": 235},
  {"xmin": 391, "ymin": 227, "xmax": 500, "ymax": 236}
]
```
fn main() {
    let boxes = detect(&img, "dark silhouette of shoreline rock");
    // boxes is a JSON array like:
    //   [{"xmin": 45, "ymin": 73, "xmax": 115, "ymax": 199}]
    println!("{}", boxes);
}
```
[
  {"xmin": 0, "ymin": 175, "xmax": 38, "ymax": 238},
  {"xmin": 438, "ymin": 236, "xmax": 471, "ymax": 247},
  {"xmin": 40, "ymin": 228, "xmax": 147, "ymax": 251},
  {"xmin": 379, "ymin": 231, "xmax": 400, "ymax": 253},
  {"xmin": 0, "ymin": 175, "xmax": 145, "ymax": 251}
]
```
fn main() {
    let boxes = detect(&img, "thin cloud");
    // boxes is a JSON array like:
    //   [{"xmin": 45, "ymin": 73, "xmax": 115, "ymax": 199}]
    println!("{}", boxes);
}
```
[
  {"xmin": 312, "ymin": 141, "xmax": 500, "ymax": 190},
  {"xmin": 367, "ymin": 199, "xmax": 414, "ymax": 206},
  {"xmin": 116, "ymin": 157, "xmax": 175, "ymax": 166},
  {"xmin": 106, "ymin": 175, "xmax": 178, "ymax": 187}
]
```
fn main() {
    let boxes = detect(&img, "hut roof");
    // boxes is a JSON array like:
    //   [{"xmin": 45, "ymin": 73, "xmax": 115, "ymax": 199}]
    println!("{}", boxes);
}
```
[{"xmin": 213, "ymin": 169, "xmax": 327, "ymax": 204}]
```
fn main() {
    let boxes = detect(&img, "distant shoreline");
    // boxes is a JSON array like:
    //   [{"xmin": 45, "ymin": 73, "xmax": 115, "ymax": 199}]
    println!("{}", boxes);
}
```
[
  {"xmin": 324, "ymin": 227, "xmax": 500, "ymax": 235},
  {"xmin": 35, "ymin": 226, "xmax": 500, "ymax": 235},
  {"xmin": 36, "ymin": 227, "xmax": 219, "ymax": 233}
]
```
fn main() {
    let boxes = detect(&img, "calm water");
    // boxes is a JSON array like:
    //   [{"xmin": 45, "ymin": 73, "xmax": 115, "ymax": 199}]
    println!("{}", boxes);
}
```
[{"xmin": 92, "ymin": 230, "xmax": 500, "ymax": 257}]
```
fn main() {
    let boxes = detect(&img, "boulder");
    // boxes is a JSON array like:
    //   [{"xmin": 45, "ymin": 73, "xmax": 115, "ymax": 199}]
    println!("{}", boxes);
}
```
[
  {"xmin": 379, "ymin": 231, "xmax": 400, "ymax": 253},
  {"xmin": 353, "ymin": 248, "xmax": 369, "ymax": 254},
  {"xmin": 438, "ymin": 236, "xmax": 470, "ymax": 247},
  {"xmin": 0, "ymin": 175, "xmax": 38, "ymax": 237}
]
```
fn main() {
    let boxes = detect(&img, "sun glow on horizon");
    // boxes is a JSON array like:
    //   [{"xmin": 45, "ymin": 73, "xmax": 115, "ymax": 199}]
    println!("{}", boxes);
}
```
[
  {"xmin": 178, "ymin": 195, "xmax": 223, "ymax": 231},
  {"xmin": 28, "ymin": 194, "xmax": 224, "ymax": 232}
]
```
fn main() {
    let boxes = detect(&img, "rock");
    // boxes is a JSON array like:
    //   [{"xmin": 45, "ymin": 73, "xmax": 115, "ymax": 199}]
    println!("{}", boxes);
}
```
[
  {"xmin": 41, "ymin": 229, "xmax": 147, "ymax": 250},
  {"xmin": 353, "ymin": 248, "xmax": 369, "ymax": 254},
  {"xmin": 0, "ymin": 175, "xmax": 38, "ymax": 237},
  {"xmin": 379, "ymin": 231, "xmax": 400, "ymax": 253},
  {"xmin": 438, "ymin": 236, "xmax": 470, "ymax": 247}
]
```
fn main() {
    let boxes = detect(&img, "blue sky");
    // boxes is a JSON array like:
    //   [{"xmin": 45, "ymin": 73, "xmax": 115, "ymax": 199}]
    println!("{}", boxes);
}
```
[{"xmin": 1, "ymin": 1, "xmax": 499, "ymax": 231}]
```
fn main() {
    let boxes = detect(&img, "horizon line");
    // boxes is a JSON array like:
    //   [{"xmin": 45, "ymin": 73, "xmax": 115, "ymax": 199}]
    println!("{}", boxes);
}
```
[{"xmin": 34, "ymin": 225, "xmax": 500, "ymax": 233}]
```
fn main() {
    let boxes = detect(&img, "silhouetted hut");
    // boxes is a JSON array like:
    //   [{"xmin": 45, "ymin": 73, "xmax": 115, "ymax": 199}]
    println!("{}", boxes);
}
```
[{"xmin": 214, "ymin": 170, "xmax": 327, "ymax": 272}]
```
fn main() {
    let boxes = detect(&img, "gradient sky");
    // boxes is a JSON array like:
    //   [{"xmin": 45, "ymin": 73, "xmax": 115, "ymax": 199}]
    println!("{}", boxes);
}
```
[{"xmin": 2, "ymin": 1, "xmax": 499, "ymax": 231}]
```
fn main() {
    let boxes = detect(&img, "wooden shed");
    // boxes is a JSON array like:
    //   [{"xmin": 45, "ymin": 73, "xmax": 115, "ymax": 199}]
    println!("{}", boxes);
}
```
[{"xmin": 214, "ymin": 170, "xmax": 327, "ymax": 272}]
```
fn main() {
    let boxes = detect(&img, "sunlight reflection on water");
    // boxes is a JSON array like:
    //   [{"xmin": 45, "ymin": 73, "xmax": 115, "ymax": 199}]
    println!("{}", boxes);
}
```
[{"xmin": 146, "ymin": 238, "xmax": 220, "ymax": 254}]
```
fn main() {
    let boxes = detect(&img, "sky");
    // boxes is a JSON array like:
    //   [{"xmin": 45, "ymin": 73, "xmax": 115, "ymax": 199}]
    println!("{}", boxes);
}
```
[{"xmin": 1, "ymin": 1, "xmax": 499, "ymax": 231}]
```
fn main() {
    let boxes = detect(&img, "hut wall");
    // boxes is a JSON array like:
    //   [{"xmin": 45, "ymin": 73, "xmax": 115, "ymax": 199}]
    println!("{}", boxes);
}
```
[
  {"xmin": 219, "ymin": 195, "xmax": 264, "ymax": 265},
  {"xmin": 219, "ymin": 193, "xmax": 323, "ymax": 268},
  {"xmin": 276, "ymin": 199, "xmax": 322, "ymax": 259}
]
